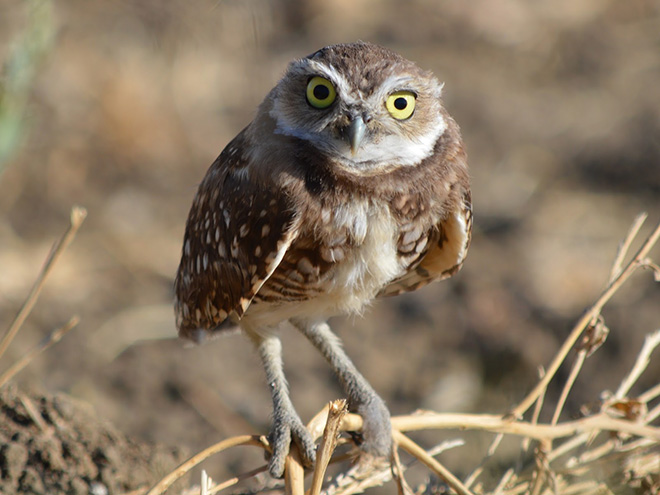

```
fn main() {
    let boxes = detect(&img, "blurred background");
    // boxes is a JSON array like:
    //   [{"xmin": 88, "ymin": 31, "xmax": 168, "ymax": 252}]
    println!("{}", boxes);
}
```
[{"xmin": 1, "ymin": 0, "xmax": 659, "ymax": 486}]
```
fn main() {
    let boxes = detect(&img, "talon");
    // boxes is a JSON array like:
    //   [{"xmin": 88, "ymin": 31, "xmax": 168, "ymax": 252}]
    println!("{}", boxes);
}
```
[
  {"xmin": 267, "ymin": 419, "xmax": 316, "ymax": 477},
  {"xmin": 356, "ymin": 396, "xmax": 392, "ymax": 457}
]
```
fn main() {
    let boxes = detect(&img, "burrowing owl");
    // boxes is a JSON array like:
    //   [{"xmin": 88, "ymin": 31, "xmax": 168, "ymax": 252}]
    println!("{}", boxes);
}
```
[{"xmin": 175, "ymin": 41, "xmax": 471, "ymax": 477}]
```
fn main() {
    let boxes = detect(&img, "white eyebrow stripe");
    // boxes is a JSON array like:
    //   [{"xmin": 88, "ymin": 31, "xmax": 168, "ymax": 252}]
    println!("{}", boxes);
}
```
[{"xmin": 304, "ymin": 59, "xmax": 359, "ymax": 103}]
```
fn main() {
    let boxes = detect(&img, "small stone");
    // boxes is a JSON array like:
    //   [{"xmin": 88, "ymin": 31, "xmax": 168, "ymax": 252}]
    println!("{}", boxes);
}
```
[{"xmin": 90, "ymin": 482, "xmax": 109, "ymax": 495}]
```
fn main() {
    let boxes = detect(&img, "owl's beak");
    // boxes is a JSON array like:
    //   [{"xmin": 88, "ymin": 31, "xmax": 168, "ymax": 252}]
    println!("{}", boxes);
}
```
[{"xmin": 348, "ymin": 116, "xmax": 367, "ymax": 155}]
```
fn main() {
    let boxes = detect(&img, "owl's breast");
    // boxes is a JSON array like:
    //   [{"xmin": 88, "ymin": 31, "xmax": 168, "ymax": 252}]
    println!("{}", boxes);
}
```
[
  {"xmin": 244, "ymin": 198, "xmax": 411, "ymax": 326},
  {"xmin": 322, "ymin": 200, "xmax": 404, "ymax": 300}
]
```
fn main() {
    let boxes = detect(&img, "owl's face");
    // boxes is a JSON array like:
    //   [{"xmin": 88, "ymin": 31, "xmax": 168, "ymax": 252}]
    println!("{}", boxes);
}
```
[{"xmin": 269, "ymin": 42, "xmax": 447, "ymax": 173}]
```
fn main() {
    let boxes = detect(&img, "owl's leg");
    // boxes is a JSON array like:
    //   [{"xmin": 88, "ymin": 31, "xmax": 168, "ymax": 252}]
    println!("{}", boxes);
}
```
[
  {"xmin": 292, "ymin": 319, "xmax": 392, "ymax": 459},
  {"xmin": 252, "ymin": 333, "xmax": 317, "ymax": 478}
]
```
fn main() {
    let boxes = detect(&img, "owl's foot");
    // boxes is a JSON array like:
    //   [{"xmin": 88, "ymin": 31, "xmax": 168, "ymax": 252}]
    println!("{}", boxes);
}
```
[
  {"xmin": 355, "ymin": 394, "xmax": 392, "ymax": 458},
  {"xmin": 267, "ymin": 414, "xmax": 317, "ymax": 478},
  {"xmin": 293, "ymin": 319, "xmax": 393, "ymax": 460}
]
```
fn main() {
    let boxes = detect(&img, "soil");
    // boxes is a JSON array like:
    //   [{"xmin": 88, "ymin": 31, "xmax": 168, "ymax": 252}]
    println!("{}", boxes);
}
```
[{"xmin": 0, "ymin": 385, "xmax": 187, "ymax": 495}]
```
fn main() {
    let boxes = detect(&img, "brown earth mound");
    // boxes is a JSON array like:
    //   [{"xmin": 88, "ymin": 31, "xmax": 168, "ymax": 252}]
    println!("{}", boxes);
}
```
[{"xmin": 0, "ymin": 385, "xmax": 187, "ymax": 495}]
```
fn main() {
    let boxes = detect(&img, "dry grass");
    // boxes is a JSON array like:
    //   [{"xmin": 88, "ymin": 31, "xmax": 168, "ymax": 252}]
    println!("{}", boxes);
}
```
[
  {"xmin": 0, "ymin": 206, "xmax": 86, "ymax": 385},
  {"xmin": 138, "ymin": 214, "xmax": 660, "ymax": 495}
]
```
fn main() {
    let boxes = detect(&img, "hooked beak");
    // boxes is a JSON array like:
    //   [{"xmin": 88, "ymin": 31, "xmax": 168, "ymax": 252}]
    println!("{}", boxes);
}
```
[{"xmin": 348, "ymin": 116, "xmax": 367, "ymax": 155}]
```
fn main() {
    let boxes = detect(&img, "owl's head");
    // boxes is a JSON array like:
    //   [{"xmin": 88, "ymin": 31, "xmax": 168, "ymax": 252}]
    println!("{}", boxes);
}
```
[{"xmin": 269, "ymin": 42, "xmax": 448, "ymax": 174}]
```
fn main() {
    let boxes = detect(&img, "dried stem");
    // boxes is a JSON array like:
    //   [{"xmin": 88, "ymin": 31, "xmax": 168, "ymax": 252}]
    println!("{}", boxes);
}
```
[
  {"xmin": 201, "ymin": 471, "xmax": 211, "ymax": 495},
  {"xmin": 284, "ymin": 446, "xmax": 305, "ymax": 495},
  {"xmin": 522, "ymin": 367, "xmax": 547, "ymax": 454},
  {"xmin": 393, "ymin": 430, "xmax": 474, "ymax": 495},
  {"xmin": 493, "ymin": 468, "xmax": 515, "ymax": 495},
  {"xmin": 0, "ymin": 206, "xmax": 87, "ymax": 360},
  {"xmin": 309, "ymin": 400, "xmax": 347, "ymax": 495},
  {"xmin": 0, "ymin": 316, "xmax": 79, "ymax": 387},
  {"xmin": 463, "ymin": 433, "xmax": 503, "ymax": 489},
  {"xmin": 639, "ymin": 380, "xmax": 660, "ymax": 403},
  {"xmin": 615, "ymin": 329, "xmax": 660, "ymax": 399},
  {"xmin": 509, "ymin": 217, "xmax": 660, "ymax": 419},
  {"xmin": 391, "ymin": 445, "xmax": 412, "ymax": 495},
  {"xmin": 208, "ymin": 465, "xmax": 267, "ymax": 495},
  {"xmin": 609, "ymin": 212, "xmax": 648, "ymax": 283},
  {"xmin": 145, "ymin": 435, "xmax": 266, "ymax": 495},
  {"xmin": 391, "ymin": 411, "xmax": 660, "ymax": 441},
  {"xmin": 550, "ymin": 350, "xmax": 586, "ymax": 426}
]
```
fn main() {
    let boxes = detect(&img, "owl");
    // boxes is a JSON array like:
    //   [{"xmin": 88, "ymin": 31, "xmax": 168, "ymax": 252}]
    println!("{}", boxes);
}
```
[{"xmin": 175, "ymin": 41, "xmax": 471, "ymax": 478}]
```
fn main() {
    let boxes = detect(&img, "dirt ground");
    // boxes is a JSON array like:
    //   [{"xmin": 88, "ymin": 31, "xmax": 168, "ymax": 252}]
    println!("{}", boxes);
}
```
[
  {"xmin": 0, "ymin": 0, "xmax": 659, "ymax": 494},
  {"xmin": 0, "ymin": 385, "xmax": 187, "ymax": 494}
]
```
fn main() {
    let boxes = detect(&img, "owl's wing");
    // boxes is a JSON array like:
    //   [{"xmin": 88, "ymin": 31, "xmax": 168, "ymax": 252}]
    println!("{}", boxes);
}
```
[
  {"xmin": 174, "ymin": 133, "xmax": 300, "ymax": 341},
  {"xmin": 378, "ymin": 193, "xmax": 472, "ymax": 298}
]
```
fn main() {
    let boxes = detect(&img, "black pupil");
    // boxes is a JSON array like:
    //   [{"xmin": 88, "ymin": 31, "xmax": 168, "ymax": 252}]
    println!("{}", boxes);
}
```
[
  {"xmin": 394, "ymin": 97, "xmax": 408, "ymax": 110},
  {"xmin": 313, "ymin": 84, "xmax": 330, "ymax": 100}
]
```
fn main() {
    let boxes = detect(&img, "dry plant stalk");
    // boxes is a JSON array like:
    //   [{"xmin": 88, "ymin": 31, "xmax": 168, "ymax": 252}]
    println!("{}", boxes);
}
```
[
  {"xmin": 156, "ymin": 213, "xmax": 659, "ymax": 495},
  {"xmin": 0, "ymin": 316, "xmax": 80, "ymax": 387},
  {"xmin": 285, "ymin": 446, "xmax": 305, "ymax": 495},
  {"xmin": 145, "ymin": 435, "xmax": 266, "ymax": 495},
  {"xmin": 393, "ymin": 430, "xmax": 475, "ymax": 495},
  {"xmin": 0, "ymin": 206, "xmax": 86, "ymax": 360},
  {"xmin": 0, "ymin": 206, "xmax": 86, "ymax": 389},
  {"xmin": 310, "ymin": 400, "xmax": 348, "ymax": 495},
  {"xmin": 510, "ymin": 214, "xmax": 660, "ymax": 419}
]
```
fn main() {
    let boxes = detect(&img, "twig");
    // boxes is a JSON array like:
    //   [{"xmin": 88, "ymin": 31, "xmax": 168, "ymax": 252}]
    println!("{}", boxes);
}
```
[
  {"xmin": 641, "ymin": 258, "xmax": 660, "ymax": 281},
  {"xmin": 568, "ymin": 438, "xmax": 616, "ymax": 466},
  {"xmin": 509, "ymin": 217, "xmax": 660, "ymax": 419},
  {"xmin": 321, "ymin": 458, "xmax": 389, "ymax": 495},
  {"xmin": 528, "ymin": 445, "xmax": 551, "ymax": 495},
  {"xmin": 285, "ymin": 445, "xmax": 305, "ymax": 495},
  {"xmin": 551, "ymin": 350, "xmax": 586, "ymax": 426},
  {"xmin": 618, "ymin": 437, "xmax": 656, "ymax": 453},
  {"xmin": 639, "ymin": 381, "xmax": 660, "ymax": 403},
  {"xmin": 546, "ymin": 431, "xmax": 591, "ymax": 463},
  {"xmin": 492, "ymin": 468, "xmax": 515, "ymax": 495},
  {"xmin": 390, "ymin": 411, "xmax": 660, "ymax": 441},
  {"xmin": 393, "ymin": 430, "xmax": 474, "ymax": 495},
  {"xmin": 522, "ymin": 366, "xmax": 547, "ymax": 454},
  {"xmin": 551, "ymin": 317, "xmax": 610, "ymax": 427},
  {"xmin": 201, "ymin": 470, "xmax": 211, "ymax": 495},
  {"xmin": 646, "ymin": 401, "xmax": 660, "ymax": 423},
  {"xmin": 615, "ymin": 329, "xmax": 660, "ymax": 400},
  {"xmin": 391, "ymin": 444, "xmax": 412, "ymax": 495},
  {"xmin": 609, "ymin": 212, "xmax": 647, "ymax": 283},
  {"xmin": 0, "ymin": 206, "xmax": 87, "ymax": 360},
  {"xmin": 463, "ymin": 432, "xmax": 502, "ymax": 489},
  {"xmin": 0, "ymin": 316, "xmax": 79, "ymax": 387},
  {"xmin": 18, "ymin": 392, "xmax": 49, "ymax": 431},
  {"xmin": 208, "ymin": 465, "xmax": 267, "ymax": 495},
  {"xmin": 310, "ymin": 400, "xmax": 347, "ymax": 495},
  {"xmin": 308, "ymin": 403, "xmax": 332, "ymax": 440},
  {"xmin": 145, "ymin": 435, "xmax": 266, "ymax": 495}
]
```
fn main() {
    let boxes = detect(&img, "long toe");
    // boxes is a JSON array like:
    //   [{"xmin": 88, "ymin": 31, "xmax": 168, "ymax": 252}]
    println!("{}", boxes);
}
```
[
  {"xmin": 357, "ymin": 397, "xmax": 392, "ymax": 457},
  {"xmin": 268, "ymin": 422, "xmax": 292, "ymax": 478},
  {"xmin": 291, "ymin": 421, "xmax": 317, "ymax": 469},
  {"xmin": 267, "ymin": 418, "xmax": 317, "ymax": 477}
]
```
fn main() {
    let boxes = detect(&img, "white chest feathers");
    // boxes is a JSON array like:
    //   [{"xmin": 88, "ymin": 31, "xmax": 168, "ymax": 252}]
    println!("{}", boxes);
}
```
[
  {"xmin": 241, "ymin": 201, "xmax": 405, "ymax": 330},
  {"xmin": 323, "ymin": 200, "xmax": 403, "ymax": 312}
]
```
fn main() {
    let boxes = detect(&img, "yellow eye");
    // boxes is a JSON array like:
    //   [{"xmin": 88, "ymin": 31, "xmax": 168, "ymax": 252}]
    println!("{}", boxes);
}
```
[
  {"xmin": 385, "ymin": 91, "xmax": 416, "ymax": 120},
  {"xmin": 306, "ymin": 76, "xmax": 336, "ymax": 109}
]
